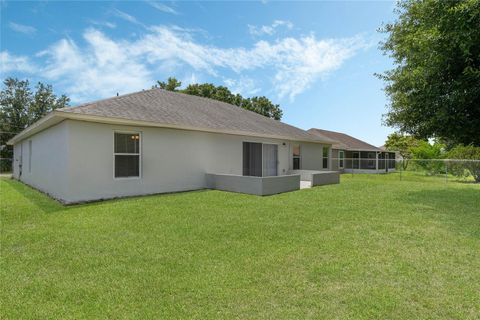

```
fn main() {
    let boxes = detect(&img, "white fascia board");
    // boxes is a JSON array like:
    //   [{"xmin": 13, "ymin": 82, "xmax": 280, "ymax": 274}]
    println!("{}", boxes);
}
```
[{"xmin": 8, "ymin": 110, "xmax": 333, "ymax": 145}]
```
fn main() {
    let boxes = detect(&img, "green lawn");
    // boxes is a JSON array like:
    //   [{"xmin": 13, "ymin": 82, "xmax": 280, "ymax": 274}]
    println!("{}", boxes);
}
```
[{"xmin": 1, "ymin": 174, "xmax": 479, "ymax": 319}]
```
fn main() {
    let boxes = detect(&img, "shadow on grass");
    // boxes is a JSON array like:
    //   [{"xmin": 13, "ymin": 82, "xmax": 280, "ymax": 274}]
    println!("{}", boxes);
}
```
[
  {"xmin": 3, "ymin": 178, "xmax": 65, "ymax": 214},
  {"xmin": 3, "ymin": 178, "xmax": 213, "ymax": 213}
]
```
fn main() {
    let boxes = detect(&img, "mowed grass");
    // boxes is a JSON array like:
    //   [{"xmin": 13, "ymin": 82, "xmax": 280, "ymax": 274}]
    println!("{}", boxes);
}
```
[{"xmin": 1, "ymin": 174, "xmax": 479, "ymax": 319}]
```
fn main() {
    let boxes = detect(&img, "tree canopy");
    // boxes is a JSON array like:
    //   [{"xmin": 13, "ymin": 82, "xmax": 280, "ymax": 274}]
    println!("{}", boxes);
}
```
[
  {"xmin": 0, "ymin": 78, "xmax": 69, "ymax": 160},
  {"xmin": 378, "ymin": 0, "xmax": 480, "ymax": 146},
  {"xmin": 384, "ymin": 132, "xmax": 422, "ymax": 169},
  {"xmin": 447, "ymin": 144, "xmax": 480, "ymax": 182},
  {"xmin": 154, "ymin": 77, "xmax": 283, "ymax": 120}
]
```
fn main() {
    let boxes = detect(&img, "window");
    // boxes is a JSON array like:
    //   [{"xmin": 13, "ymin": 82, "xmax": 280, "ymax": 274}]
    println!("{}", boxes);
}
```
[
  {"xmin": 28, "ymin": 140, "xmax": 32, "ymax": 173},
  {"xmin": 322, "ymin": 147, "xmax": 329, "ymax": 169},
  {"xmin": 339, "ymin": 150, "xmax": 344, "ymax": 169},
  {"xmin": 243, "ymin": 142, "xmax": 262, "ymax": 176},
  {"xmin": 114, "ymin": 132, "xmax": 140, "ymax": 178},
  {"xmin": 292, "ymin": 144, "xmax": 300, "ymax": 170}
]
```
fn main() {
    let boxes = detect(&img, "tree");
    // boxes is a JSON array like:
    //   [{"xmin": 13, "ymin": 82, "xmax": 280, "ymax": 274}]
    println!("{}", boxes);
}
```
[
  {"xmin": 378, "ymin": 0, "xmax": 480, "ymax": 146},
  {"xmin": 409, "ymin": 140, "xmax": 446, "ymax": 175},
  {"xmin": 447, "ymin": 145, "xmax": 480, "ymax": 183},
  {"xmin": 0, "ymin": 78, "xmax": 31, "ymax": 147},
  {"xmin": 29, "ymin": 82, "xmax": 69, "ymax": 125},
  {"xmin": 243, "ymin": 96, "xmax": 283, "ymax": 120},
  {"xmin": 155, "ymin": 77, "xmax": 182, "ymax": 91},
  {"xmin": 384, "ymin": 132, "xmax": 421, "ymax": 169},
  {"xmin": 0, "ymin": 78, "xmax": 69, "ymax": 163},
  {"xmin": 156, "ymin": 77, "xmax": 283, "ymax": 120}
]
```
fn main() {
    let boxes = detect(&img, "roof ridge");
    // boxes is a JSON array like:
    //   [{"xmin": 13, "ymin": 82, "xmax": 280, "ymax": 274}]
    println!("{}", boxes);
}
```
[
  {"xmin": 159, "ymin": 89, "xmax": 287, "ymax": 124},
  {"xmin": 12, "ymin": 89, "xmax": 337, "ymax": 144},
  {"xmin": 58, "ymin": 87, "xmax": 162, "ymax": 111},
  {"xmin": 309, "ymin": 127, "xmax": 380, "ymax": 151},
  {"xmin": 60, "ymin": 87, "xmax": 319, "ymax": 139}
]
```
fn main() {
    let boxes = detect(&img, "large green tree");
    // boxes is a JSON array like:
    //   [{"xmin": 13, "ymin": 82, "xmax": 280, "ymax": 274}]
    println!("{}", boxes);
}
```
[
  {"xmin": 379, "ymin": 0, "xmax": 480, "ymax": 146},
  {"xmin": 29, "ymin": 82, "xmax": 69, "ymax": 125},
  {"xmin": 0, "ymin": 78, "xmax": 69, "ymax": 162},
  {"xmin": 384, "ymin": 132, "xmax": 422, "ymax": 169},
  {"xmin": 155, "ymin": 78, "xmax": 283, "ymax": 120}
]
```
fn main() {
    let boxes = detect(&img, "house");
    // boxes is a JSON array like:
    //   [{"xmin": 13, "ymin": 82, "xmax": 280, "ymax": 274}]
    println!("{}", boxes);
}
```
[
  {"xmin": 8, "ymin": 88, "xmax": 339, "ymax": 204},
  {"xmin": 379, "ymin": 145, "xmax": 403, "ymax": 161},
  {"xmin": 308, "ymin": 128, "xmax": 397, "ymax": 173}
]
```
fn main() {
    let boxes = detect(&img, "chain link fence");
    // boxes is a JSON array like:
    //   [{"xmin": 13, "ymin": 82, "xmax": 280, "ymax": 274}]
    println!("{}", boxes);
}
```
[
  {"xmin": 332, "ymin": 157, "xmax": 480, "ymax": 183},
  {"xmin": 1, "ymin": 157, "xmax": 479, "ymax": 183}
]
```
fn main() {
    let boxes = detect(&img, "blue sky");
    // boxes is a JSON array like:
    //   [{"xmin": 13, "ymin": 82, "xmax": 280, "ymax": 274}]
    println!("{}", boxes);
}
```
[{"xmin": 1, "ymin": 1, "xmax": 397, "ymax": 146}]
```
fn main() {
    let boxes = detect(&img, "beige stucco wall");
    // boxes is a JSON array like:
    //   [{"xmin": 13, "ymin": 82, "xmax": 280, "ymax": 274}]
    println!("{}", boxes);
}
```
[{"xmin": 13, "ymin": 120, "xmax": 331, "ymax": 203}]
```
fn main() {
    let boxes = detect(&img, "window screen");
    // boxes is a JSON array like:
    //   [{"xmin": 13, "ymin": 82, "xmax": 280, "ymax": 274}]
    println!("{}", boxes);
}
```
[
  {"xmin": 114, "ymin": 133, "xmax": 140, "ymax": 178},
  {"xmin": 367, "ymin": 152, "xmax": 376, "ymax": 169},
  {"xmin": 243, "ymin": 142, "xmax": 262, "ymax": 177}
]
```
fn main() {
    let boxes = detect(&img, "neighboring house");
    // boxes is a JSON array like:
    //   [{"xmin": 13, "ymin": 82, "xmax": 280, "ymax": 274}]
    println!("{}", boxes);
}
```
[
  {"xmin": 379, "ymin": 145, "xmax": 403, "ymax": 161},
  {"xmin": 308, "ymin": 128, "xmax": 397, "ymax": 173},
  {"xmin": 8, "ymin": 88, "xmax": 339, "ymax": 204}
]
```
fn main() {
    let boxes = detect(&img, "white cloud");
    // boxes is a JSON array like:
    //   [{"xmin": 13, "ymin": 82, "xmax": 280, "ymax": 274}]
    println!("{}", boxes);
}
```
[
  {"xmin": 131, "ymin": 26, "xmax": 368, "ymax": 99},
  {"xmin": 112, "ymin": 9, "xmax": 145, "ymax": 28},
  {"xmin": 88, "ymin": 20, "xmax": 116, "ymax": 29},
  {"xmin": 224, "ymin": 77, "xmax": 260, "ymax": 96},
  {"xmin": 9, "ymin": 22, "xmax": 37, "ymax": 35},
  {"xmin": 248, "ymin": 20, "xmax": 293, "ymax": 36},
  {"xmin": 147, "ymin": 1, "xmax": 178, "ymax": 15},
  {"xmin": 181, "ymin": 73, "xmax": 200, "ymax": 87},
  {"xmin": 8, "ymin": 25, "xmax": 367, "ymax": 102},
  {"xmin": 0, "ymin": 51, "xmax": 37, "ymax": 74},
  {"xmin": 39, "ymin": 29, "xmax": 153, "ymax": 101}
]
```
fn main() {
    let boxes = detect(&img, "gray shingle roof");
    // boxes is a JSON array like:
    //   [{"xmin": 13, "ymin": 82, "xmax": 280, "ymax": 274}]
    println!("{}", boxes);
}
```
[
  {"xmin": 58, "ymin": 88, "xmax": 331, "ymax": 143},
  {"xmin": 308, "ymin": 128, "xmax": 381, "ymax": 151}
]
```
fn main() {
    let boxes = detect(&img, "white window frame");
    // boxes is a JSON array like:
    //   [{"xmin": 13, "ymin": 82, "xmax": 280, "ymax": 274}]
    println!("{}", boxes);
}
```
[
  {"xmin": 113, "ymin": 130, "xmax": 142, "ymax": 180},
  {"xmin": 338, "ymin": 150, "xmax": 344, "ymax": 169}
]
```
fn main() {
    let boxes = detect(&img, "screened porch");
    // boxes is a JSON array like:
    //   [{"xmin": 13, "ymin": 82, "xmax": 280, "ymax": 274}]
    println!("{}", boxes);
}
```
[{"xmin": 343, "ymin": 151, "xmax": 396, "ymax": 172}]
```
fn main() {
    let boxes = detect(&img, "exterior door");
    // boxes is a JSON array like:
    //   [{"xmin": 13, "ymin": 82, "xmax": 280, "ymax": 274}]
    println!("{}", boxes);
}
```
[
  {"xmin": 353, "ymin": 152, "xmax": 360, "ymax": 169},
  {"xmin": 385, "ymin": 153, "xmax": 389, "ymax": 173},
  {"xmin": 262, "ymin": 144, "xmax": 278, "ymax": 176}
]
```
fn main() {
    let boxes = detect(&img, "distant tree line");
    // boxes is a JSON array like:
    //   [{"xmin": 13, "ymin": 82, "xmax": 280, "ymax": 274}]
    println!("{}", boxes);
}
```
[
  {"xmin": 0, "ymin": 78, "xmax": 69, "ymax": 163},
  {"xmin": 385, "ymin": 133, "xmax": 480, "ymax": 183},
  {"xmin": 154, "ymin": 77, "xmax": 283, "ymax": 120}
]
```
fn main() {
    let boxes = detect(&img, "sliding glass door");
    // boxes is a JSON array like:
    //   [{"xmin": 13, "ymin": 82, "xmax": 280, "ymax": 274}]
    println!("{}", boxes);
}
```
[
  {"xmin": 263, "ymin": 144, "xmax": 278, "ymax": 177},
  {"xmin": 243, "ymin": 142, "xmax": 278, "ymax": 177},
  {"xmin": 243, "ymin": 142, "xmax": 262, "ymax": 176}
]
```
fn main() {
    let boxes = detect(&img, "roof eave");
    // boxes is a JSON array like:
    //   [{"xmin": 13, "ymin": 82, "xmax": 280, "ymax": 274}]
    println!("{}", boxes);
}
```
[
  {"xmin": 7, "ymin": 111, "xmax": 65, "ymax": 145},
  {"xmin": 10, "ymin": 111, "xmax": 332, "ymax": 145},
  {"xmin": 333, "ymin": 147, "xmax": 383, "ymax": 152}
]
